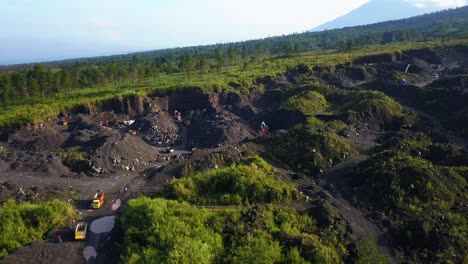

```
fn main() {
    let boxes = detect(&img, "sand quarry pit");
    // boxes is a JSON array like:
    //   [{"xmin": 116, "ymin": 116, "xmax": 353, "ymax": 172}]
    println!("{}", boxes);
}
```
[{"xmin": 0, "ymin": 91, "xmax": 264, "ymax": 183}]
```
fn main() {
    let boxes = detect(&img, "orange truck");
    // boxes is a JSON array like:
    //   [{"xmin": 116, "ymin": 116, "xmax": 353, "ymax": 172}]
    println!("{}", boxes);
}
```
[{"xmin": 91, "ymin": 191, "xmax": 105, "ymax": 209}]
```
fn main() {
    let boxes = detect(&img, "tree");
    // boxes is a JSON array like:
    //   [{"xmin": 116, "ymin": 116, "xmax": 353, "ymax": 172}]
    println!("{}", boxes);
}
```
[
  {"xmin": 11, "ymin": 73, "xmax": 28, "ymax": 97},
  {"xmin": 52, "ymin": 72, "xmax": 61, "ymax": 94},
  {"xmin": 0, "ymin": 74, "xmax": 12, "ymax": 106},
  {"xmin": 44, "ymin": 69, "xmax": 54, "ymax": 95},
  {"xmin": 30, "ymin": 65, "xmax": 46, "ymax": 98},
  {"xmin": 255, "ymin": 43, "xmax": 266, "ymax": 59},
  {"xmin": 293, "ymin": 42, "xmax": 303, "ymax": 54},
  {"xmin": 283, "ymin": 43, "xmax": 293, "ymax": 57},
  {"xmin": 227, "ymin": 45, "xmax": 237, "ymax": 65},
  {"xmin": 214, "ymin": 48, "xmax": 225, "ymax": 71},
  {"xmin": 241, "ymin": 45, "xmax": 250, "ymax": 61},
  {"xmin": 196, "ymin": 56, "xmax": 209, "ymax": 73},
  {"xmin": 78, "ymin": 71, "xmax": 90, "ymax": 88},
  {"xmin": 60, "ymin": 70, "xmax": 72, "ymax": 91},
  {"xmin": 345, "ymin": 39, "xmax": 354, "ymax": 60},
  {"xmin": 27, "ymin": 76, "xmax": 40, "ymax": 99},
  {"xmin": 179, "ymin": 53, "xmax": 197, "ymax": 78}
]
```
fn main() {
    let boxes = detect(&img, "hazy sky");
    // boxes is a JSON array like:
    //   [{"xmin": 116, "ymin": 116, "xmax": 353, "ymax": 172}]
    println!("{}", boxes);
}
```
[{"xmin": 0, "ymin": 0, "xmax": 466, "ymax": 65}]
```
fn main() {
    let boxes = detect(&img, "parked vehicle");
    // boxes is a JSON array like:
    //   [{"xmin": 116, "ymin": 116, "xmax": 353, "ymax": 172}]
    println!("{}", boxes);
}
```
[
  {"xmin": 92, "ymin": 191, "xmax": 105, "ymax": 209},
  {"xmin": 74, "ymin": 222, "xmax": 88, "ymax": 240}
]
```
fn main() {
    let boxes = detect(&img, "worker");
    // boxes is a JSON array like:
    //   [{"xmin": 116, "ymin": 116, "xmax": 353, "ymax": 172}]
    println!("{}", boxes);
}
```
[
  {"xmin": 105, "ymin": 120, "xmax": 109, "ymax": 127},
  {"xmin": 57, "ymin": 234, "xmax": 62, "ymax": 243}
]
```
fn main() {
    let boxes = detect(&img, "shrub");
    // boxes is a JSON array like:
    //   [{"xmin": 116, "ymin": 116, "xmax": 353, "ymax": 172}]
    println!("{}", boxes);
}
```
[
  {"xmin": 281, "ymin": 91, "xmax": 329, "ymax": 115},
  {"xmin": 118, "ymin": 198, "xmax": 345, "ymax": 264},
  {"xmin": 337, "ymin": 90, "xmax": 403, "ymax": 127},
  {"xmin": 269, "ymin": 124, "xmax": 354, "ymax": 174},
  {"xmin": 349, "ymin": 134, "xmax": 468, "ymax": 262},
  {"xmin": 0, "ymin": 199, "xmax": 76, "ymax": 257},
  {"xmin": 170, "ymin": 156, "xmax": 296, "ymax": 205},
  {"xmin": 55, "ymin": 146, "xmax": 90, "ymax": 173}
]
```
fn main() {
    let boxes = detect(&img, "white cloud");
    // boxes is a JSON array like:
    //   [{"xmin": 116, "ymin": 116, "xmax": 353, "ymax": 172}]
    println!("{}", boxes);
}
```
[{"xmin": 405, "ymin": 0, "xmax": 468, "ymax": 8}]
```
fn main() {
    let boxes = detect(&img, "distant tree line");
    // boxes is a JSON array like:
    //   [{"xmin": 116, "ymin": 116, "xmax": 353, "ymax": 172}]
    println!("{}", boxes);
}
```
[
  {"xmin": 0, "ymin": 44, "xmax": 269, "ymax": 105},
  {"xmin": 1, "ymin": 6, "xmax": 467, "ymax": 105}
]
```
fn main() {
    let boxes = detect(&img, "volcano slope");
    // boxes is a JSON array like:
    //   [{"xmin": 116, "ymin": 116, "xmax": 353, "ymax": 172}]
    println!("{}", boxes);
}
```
[{"xmin": 0, "ymin": 46, "xmax": 467, "ymax": 264}]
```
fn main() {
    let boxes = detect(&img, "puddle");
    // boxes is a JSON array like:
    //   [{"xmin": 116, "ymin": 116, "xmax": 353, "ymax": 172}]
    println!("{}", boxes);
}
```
[
  {"xmin": 111, "ymin": 199, "xmax": 121, "ymax": 211},
  {"xmin": 90, "ymin": 216, "xmax": 116, "ymax": 234},
  {"xmin": 83, "ymin": 246, "xmax": 97, "ymax": 261}
]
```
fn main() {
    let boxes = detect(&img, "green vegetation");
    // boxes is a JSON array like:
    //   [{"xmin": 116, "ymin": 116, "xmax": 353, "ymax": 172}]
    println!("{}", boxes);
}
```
[
  {"xmin": 268, "ymin": 118, "xmax": 354, "ymax": 174},
  {"xmin": 170, "ymin": 156, "xmax": 297, "ymax": 205},
  {"xmin": 387, "ymin": 71, "xmax": 425, "ymax": 85},
  {"xmin": 0, "ymin": 199, "xmax": 76, "ymax": 257},
  {"xmin": 349, "ymin": 133, "xmax": 468, "ymax": 263},
  {"xmin": 281, "ymin": 91, "xmax": 329, "ymax": 115},
  {"xmin": 55, "ymin": 146, "xmax": 90, "ymax": 173},
  {"xmin": 356, "ymin": 238, "xmax": 387, "ymax": 264},
  {"xmin": 118, "ymin": 156, "xmax": 346, "ymax": 263},
  {"xmin": 118, "ymin": 198, "xmax": 344, "ymax": 264},
  {"xmin": 337, "ymin": 90, "xmax": 403, "ymax": 126}
]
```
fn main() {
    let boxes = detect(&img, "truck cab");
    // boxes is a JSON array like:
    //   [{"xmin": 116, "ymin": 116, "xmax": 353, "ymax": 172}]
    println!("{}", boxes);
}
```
[{"xmin": 92, "ymin": 191, "xmax": 105, "ymax": 209}]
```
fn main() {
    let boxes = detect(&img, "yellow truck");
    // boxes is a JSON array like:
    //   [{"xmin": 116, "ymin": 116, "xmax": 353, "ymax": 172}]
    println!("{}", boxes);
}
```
[
  {"xmin": 74, "ymin": 222, "xmax": 88, "ymax": 240},
  {"xmin": 91, "ymin": 191, "xmax": 105, "ymax": 209}
]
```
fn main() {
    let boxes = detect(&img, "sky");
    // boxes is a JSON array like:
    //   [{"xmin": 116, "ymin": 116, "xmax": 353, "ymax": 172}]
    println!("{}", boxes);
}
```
[{"xmin": 0, "ymin": 0, "xmax": 466, "ymax": 65}]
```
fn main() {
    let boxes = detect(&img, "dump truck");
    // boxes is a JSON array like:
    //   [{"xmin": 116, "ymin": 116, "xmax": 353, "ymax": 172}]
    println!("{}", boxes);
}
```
[
  {"xmin": 92, "ymin": 191, "xmax": 105, "ymax": 209},
  {"xmin": 75, "ymin": 222, "xmax": 88, "ymax": 240}
]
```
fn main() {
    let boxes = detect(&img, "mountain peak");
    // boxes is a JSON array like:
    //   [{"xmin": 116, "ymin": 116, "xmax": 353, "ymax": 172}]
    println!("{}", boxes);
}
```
[{"xmin": 310, "ymin": 0, "xmax": 461, "ymax": 31}]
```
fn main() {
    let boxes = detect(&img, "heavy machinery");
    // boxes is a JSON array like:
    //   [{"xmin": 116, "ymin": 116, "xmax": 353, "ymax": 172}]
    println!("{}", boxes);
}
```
[
  {"xmin": 91, "ymin": 191, "xmax": 105, "ymax": 209},
  {"xmin": 74, "ymin": 222, "xmax": 88, "ymax": 240}
]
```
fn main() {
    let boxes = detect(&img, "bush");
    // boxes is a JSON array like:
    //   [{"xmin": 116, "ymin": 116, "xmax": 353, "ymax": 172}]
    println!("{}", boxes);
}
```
[
  {"xmin": 349, "ymin": 134, "xmax": 468, "ymax": 262},
  {"xmin": 356, "ymin": 238, "xmax": 387, "ymax": 264},
  {"xmin": 269, "ymin": 123, "xmax": 354, "ymax": 174},
  {"xmin": 118, "ymin": 198, "xmax": 345, "ymax": 264},
  {"xmin": 281, "ymin": 91, "xmax": 329, "ymax": 115},
  {"xmin": 170, "ymin": 156, "xmax": 296, "ymax": 205},
  {"xmin": 119, "ymin": 198, "xmax": 224, "ymax": 264},
  {"xmin": 231, "ymin": 233, "xmax": 282, "ymax": 264},
  {"xmin": 337, "ymin": 90, "xmax": 403, "ymax": 127},
  {"xmin": 0, "ymin": 199, "xmax": 76, "ymax": 257}
]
